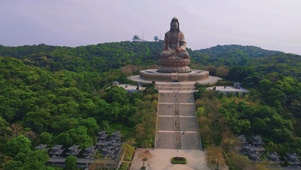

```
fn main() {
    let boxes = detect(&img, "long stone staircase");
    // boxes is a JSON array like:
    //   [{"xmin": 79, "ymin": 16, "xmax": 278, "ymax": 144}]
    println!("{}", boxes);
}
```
[{"xmin": 154, "ymin": 82, "xmax": 201, "ymax": 150}]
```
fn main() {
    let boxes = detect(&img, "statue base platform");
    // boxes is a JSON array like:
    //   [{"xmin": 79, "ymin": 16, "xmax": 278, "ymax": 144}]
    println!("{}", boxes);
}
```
[
  {"xmin": 137, "ymin": 69, "xmax": 209, "ymax": 82},
  {"xmin": 157, "ymin": 58, "xmax": 191, "ymax": 73}
]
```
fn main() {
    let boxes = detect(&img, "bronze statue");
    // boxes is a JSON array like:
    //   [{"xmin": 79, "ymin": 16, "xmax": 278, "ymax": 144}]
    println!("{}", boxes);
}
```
[
  {"xmin": 160, "ymin": 17, "xmax": 189, "ymax": 59},
  {"xmin": 157, "ymin": 17, "xmax": 191, "ymax": 73}
]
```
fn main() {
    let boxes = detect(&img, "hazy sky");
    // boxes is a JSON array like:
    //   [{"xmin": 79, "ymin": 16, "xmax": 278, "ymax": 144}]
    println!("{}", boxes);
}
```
[{"xmin": 1, "ymin": 0, "xmax": 301, "ymax": 54}]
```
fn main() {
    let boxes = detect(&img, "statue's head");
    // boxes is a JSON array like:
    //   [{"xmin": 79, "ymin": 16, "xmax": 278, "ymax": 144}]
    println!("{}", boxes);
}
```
[{"xmin": 170, "ymin": 17, "xmax": 180, "ymax": 32}]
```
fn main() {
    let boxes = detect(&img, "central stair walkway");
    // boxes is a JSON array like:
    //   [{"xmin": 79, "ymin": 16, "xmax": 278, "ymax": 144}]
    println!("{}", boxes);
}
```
[
  {"xmin": 130, "ymin": 82, "xmax": 211, "ymax": 170},
  {"xmin": 155, "ymin": 82, "xmax": 202, "ymax": 150}
]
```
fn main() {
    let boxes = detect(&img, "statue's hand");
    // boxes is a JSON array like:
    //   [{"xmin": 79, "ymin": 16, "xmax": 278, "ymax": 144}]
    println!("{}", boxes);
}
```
[{"xmin": 176, "ymin": 48, "xmax": 185, "ymax": 52}]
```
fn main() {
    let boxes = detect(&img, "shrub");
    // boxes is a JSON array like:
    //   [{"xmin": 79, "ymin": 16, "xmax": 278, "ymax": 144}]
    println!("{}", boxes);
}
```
[{"xmin": 170, "ymin": 156, "xmax": 187, "ymax": 164}]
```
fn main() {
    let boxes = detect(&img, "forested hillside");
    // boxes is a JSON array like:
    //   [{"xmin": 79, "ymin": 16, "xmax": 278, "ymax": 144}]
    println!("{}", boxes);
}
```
[
  {"xmin": 1, "ymin": 42, "xmax": 301, "ymax": 81},
  {"xmin": 190, "ymin": 45, "xmax": 278, "ymax": 66},
  {"xmin": 1, "ymin": 42, "xmax": 301, "ymax": 169},
  {"xmin": 0, "ymin": 56, "xmax": 157, "ymax": 169},
  {"xmin": 0, "ymin": 41, "xmax": 162, "ymax": 73},
  {"xmin": 190, "ymin": 45, "xmax": 301, "ymax": 81}
]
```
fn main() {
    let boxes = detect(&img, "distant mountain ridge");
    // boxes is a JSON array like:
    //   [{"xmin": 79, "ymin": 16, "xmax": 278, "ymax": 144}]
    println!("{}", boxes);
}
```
[{"xmin": 197, "ymin": 44, "xmax": 279, "ymax": 58}]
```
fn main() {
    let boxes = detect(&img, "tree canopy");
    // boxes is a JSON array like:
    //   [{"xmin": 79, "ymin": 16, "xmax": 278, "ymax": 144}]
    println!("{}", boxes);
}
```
[{"xmin": 1, "ymin": 42, "xmax": 301, "ymax": 169}]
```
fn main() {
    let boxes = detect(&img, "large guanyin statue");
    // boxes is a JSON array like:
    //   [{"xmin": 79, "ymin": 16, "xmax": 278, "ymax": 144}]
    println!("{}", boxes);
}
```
[{"xmin": 157, "ymin": 17, "xmax": 191, "ymax": 73}]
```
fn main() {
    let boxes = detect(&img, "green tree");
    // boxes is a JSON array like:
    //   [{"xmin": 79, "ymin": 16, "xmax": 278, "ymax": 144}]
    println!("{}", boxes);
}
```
[
  {"xmin": 65, "ymin": 156, "xmax": 77, "ymax": 170},
  {"xmin": 227, "ymin": 151, "xmax": 250, "ymax": 170},
  {"xmin": 4, "ymin": 160, "xmax": 23, "ymax": 170},
  {"xmin": 23, "ymin": 150, "xmax": 53, "ymax": 170},
  {"xmin": 259, "ymin": 79, "xmax": 272, "ymax": 91},
  {"xmin": 51, "ymin": 118, "xmax": 79, "ymax": 135},
  {"xmin": 79, "ymin": 117, "xmax": 100, "ymax": 136},
  {"xmin": 0, "ymin": 116, "xmax": 11, "ymax": 151},
  {"xmin": 5, "ymin": 135, "xmax": 31, "ymax": 157},
  {"xmin": 105, "ymin": 86, "xmax": 128, "ymax": 104},
  {"xmin": 55, "ymin": 126, "xmax": 92, "ymax": 148},
  {"xmin": 100, "ymin": 120, "xmax": 110, "ymax": 131},
  {"xmin": 267, "ymin": 88, "xmax": 286, "ymax": 105},
  {"xmin": 38, "ymin": 132, "xmax": 53, "ymax": 144}
]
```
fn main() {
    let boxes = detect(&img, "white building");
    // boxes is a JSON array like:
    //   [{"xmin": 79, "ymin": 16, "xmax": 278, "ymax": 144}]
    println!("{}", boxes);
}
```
[
  {"xmin": 207, "ymin": 82, "xmax": 249, "ymax": 96},
  {"xmin": 112, "ymin": 81, "xmax": 145, "ymax": 93}
]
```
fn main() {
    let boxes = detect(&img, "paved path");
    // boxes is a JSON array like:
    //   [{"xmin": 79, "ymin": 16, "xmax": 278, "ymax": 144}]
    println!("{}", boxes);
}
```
[
  {"xmin": 130, "ymin": 82, "xmax": 211, "ymax": 170},
  {"xmin": 130, "ymin": 81, "xmax": 227, "ymax": 170},
  {"xmin": 130, "ymin": 148, "xmax": 210, "ymax": 170},
  {"xmin": 155, "ymin": 83, "xmax": 201, "ymax": 150}
]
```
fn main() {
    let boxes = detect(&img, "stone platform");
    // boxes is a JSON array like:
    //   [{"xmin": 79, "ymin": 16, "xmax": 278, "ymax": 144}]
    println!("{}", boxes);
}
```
[{"xmin": 138, "ymin": 69, "xmax": 209, "ymax": 82}]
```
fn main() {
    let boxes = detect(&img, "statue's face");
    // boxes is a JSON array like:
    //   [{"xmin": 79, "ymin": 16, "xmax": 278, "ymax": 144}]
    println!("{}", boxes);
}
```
[{"xmin": 171, "ymin": 21, "xmax": 179, "ymax": 31}]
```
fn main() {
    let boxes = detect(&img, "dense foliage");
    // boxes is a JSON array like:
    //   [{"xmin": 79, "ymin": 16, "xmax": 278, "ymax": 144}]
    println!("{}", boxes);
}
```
[
  {"xmin": 1, "ymin": 42, "xmax": 301, "ymax": 169},
  {"xmin": 195, "ymin": 75, "xmax": 301, "ymax": 169},
  {"xmin": 0, "ymin": 55, "xmax": 157, "ymax": 169},
  {"xmin": 192, "ymin": 44, "xmax": 279, "ymax": 66},
  {"xmin": 0, "ymin": 42, "xmax": 162, "ymax": 73},
  {"xmin": 190, "ymin": 45, "xmax": 301, "ymax": 81}
]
